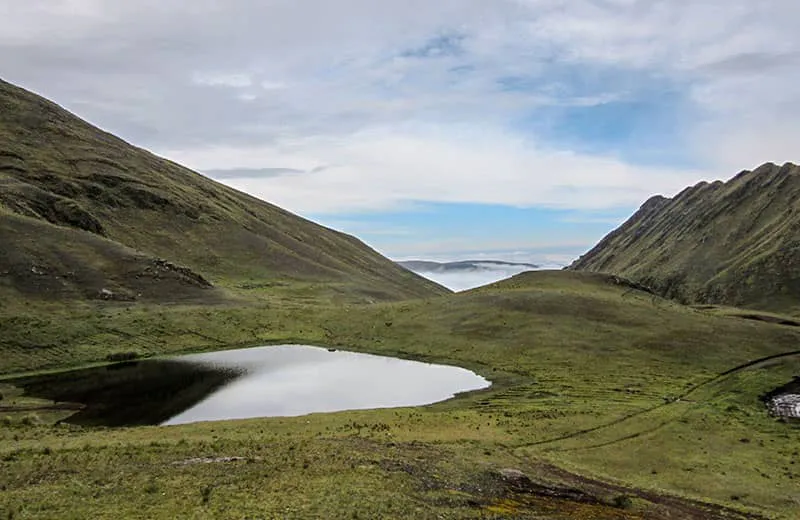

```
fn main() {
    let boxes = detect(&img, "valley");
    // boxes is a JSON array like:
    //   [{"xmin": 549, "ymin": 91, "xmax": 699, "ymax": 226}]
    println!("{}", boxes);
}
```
[
  {"xmin": 0, "ymin": 78, "xmax": 798, "ymax": 519},
  {"xmin": 2, "ymin": 271, "xmax": 798, "ymax": 518}
]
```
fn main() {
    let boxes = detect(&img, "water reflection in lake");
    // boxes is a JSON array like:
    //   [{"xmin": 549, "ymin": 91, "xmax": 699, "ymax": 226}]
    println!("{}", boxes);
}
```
[{"xmin": 15, "ymin": 345, "xmax": 490, "ymax": 426}]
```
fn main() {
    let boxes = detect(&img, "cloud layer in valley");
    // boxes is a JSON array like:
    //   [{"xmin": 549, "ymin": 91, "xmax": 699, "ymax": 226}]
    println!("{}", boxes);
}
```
[
  {"xmin": 3, "ymin": 1, "xmax": 798, "ymax": 259},
  {"xmin": 403, "ymin": 261, "xmax": 564, "ymax": 292}
]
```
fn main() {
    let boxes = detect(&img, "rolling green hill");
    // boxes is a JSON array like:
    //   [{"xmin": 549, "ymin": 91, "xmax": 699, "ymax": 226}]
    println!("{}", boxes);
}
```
[
  {"xmin": 0, "ymin": 78, "xmax": 447, "ymax": 304},
  {"xmin": 569, "ymin": 162, "xmax": 800, "ymax": 315},
  {"xmin": 2, "ymin": 271, "xmax": 799, "ymax": 518}
]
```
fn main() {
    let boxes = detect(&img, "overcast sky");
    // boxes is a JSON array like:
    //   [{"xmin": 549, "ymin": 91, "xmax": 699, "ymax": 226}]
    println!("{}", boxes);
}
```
[{"xmin": 2, "ymin": 1, "xmax": 798, "ymax": 263}]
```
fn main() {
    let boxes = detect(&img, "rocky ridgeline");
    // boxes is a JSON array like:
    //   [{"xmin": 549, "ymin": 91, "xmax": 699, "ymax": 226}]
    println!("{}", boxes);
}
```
[{"xmin": 569, "ymin": 162, "xmax": 800, "ymax": 311}]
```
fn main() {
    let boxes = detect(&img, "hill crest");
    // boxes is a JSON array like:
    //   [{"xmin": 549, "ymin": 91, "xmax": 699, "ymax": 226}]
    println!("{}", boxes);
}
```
[
  {"xmin": 0, "ymin": 78, "xmax": 447, "ymax": 304},
  {"xmin": 569, "ymin": 162, "xmax": 800, "ymax": 315}
]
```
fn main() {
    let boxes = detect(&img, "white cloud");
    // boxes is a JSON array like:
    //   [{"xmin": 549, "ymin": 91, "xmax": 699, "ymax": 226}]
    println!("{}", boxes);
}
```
[
  {"xmin": 1, "ymin": 0, "xmax": 798, "ymax": 217},
  {"xmin": 411, "ymin": 268, "xmax": 531, "ymax": 292},
  {"xmin": 192, "ymin": 72, "xmax": 253, "ymax": 88},
  {"xmin": 180, "ymin": 125, "xmax": 707, "ymax": 214},
  {"xmin": 404, "ymin": 261, "xmax": 567, "ymax": 292},
  {"xmin": 367, "ymin": 234, "xmax": 592, "ymax": 263},
  {"xmin": 260, "ymin": 80, "xmax": 287, "ymax": 90}
]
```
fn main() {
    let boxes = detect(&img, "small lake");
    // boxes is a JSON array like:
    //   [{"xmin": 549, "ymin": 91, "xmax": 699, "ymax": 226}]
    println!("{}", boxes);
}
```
[{"xmin": 14, "ymin": 345, "xmax": 491, "ymax": 426}]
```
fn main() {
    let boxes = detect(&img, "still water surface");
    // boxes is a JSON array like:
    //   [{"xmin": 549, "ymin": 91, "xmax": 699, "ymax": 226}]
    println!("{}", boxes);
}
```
[
  {"xmin": 16, "ymin": 345, "xmax": 490, "ymax": 426},
  {"xmin": 164, "ymin": 345, "xmax": 490, "ymax": 425}
]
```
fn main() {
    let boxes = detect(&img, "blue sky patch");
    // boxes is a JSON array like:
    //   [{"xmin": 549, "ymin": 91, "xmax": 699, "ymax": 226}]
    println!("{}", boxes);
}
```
[{"xmin": 315, "ymin": 202, "xmax": 633, "ymax": 261}]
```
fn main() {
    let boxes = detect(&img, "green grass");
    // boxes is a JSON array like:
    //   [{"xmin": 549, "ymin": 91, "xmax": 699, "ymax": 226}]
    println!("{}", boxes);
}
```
[
  {"xmin": 1, "ymin": 271, "xmax": 798, "ymax": 518},
  {"xmin": 0, "ymin": 77, "xmax": 447, "ymax": 306},
  {"xmin": 569, "ymin": 162, "xmax": 800, "ymax": 315},
  {"xmin": 538, "ymin": 361, "xmax": 800, "ymax": 515}
]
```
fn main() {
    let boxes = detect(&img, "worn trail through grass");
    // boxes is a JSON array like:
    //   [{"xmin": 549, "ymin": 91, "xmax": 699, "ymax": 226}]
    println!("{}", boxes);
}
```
[{"xmin": 521, "ymin": 349, "xmax": 800, "ymax": 451}]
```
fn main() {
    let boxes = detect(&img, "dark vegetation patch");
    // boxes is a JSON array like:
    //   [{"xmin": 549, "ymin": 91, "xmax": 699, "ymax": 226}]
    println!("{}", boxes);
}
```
[
  {"xmin": 735, "ymin": 314, "xmax": 800, "ymax": 327},
  {"xmin": 0, "ymin": 184, "xmax": 105, "ymax": 235},
  {"xmin": 104, "ymin": 351, "xmax": 141, "ymax": 363},
  {"xmin": 764, "ymin": 377, "xmax": 800, "ymax": 398}
]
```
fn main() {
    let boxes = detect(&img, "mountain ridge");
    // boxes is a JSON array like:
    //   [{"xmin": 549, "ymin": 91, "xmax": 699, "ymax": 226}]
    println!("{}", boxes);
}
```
[
  {"xmin": 0, "ymin": 78, "xmax": 447, "ymax": 304},
  {"xmin": 569, "ymin": 161, "xmax": 800, "ymax": 314}
]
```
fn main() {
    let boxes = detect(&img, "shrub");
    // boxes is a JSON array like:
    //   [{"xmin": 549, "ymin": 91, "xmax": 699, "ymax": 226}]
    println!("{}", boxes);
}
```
[
  {"xmin": 612, "ymin": 495, "xmax": 634, "ymax": 509},
  {"xmin": 105, "ymin": 351, "xmax": 140, "ymax": 363},
  {"xmin": 201, "ymin": 485, "xmax": 214, "ymax": 505},
  {"xmin": 144, "ymin": 480, "xmax": 159, "ymax": 495},
  {"xmin": 20, "ymin": 414, "xmax": 40, "ymax": 426}
]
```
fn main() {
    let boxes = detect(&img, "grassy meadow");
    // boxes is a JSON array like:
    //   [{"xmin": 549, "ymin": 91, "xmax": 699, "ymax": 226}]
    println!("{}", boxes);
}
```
[{"xmin": 1, "ymin": 271, "xmax": 799, "ymax": 518}]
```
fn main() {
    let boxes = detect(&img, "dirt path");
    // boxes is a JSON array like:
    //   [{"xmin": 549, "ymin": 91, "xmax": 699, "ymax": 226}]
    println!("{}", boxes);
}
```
[{"xmin": 520, "ymin": 349, "xmax": 800, "ymax": 450}]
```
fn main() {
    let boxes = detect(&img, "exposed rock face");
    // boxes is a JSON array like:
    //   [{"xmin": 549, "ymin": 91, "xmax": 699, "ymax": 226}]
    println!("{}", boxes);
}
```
[
  {"xmin": 768, "ymin": 394, "xmax": 800, "ymax": 419},
  {"xmin": 569, "ymin": 162, "xmax": 800, "ymax": 314},
  {"xmin": 765, "ymin": 377, "xmax": 800, "ymax": 419},
  {"xmin": 140, "ymin": 259, "xmax": 213, "ymax": 288}
]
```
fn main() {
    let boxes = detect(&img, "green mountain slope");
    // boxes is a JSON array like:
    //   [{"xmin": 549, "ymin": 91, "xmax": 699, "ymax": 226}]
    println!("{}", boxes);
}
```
[
  {"xmin": 569, "ymin": 162, "xmax": 800, "ymax": 314},
  {"xmin": 0, "ymin": 78, "xmax": 446, "ymax": 303}
]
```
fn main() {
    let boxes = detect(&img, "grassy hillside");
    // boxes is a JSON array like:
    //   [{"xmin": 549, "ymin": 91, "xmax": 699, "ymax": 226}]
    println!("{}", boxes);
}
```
[
  {"xmin": 0, "ymin": 78, "xmax": 446, "ymax": 304},
  {"xmin": 569, "ymin": 162, "xmax": 800, "ymax": 315},
  {"xmin": 1, "ymin": 271, "xmax": 798, "ymax": 518}
]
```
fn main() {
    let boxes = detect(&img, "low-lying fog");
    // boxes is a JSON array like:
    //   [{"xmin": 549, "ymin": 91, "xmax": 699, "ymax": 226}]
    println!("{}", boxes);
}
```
[{"xmin": 401, "ymin": 260, "xmax": 566, "ymax": 291}]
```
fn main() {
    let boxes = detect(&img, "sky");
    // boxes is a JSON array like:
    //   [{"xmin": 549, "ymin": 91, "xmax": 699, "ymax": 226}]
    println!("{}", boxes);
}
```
[{"xmin": 2, "ymin": 0, "xmax": 798, "ymax": 264}]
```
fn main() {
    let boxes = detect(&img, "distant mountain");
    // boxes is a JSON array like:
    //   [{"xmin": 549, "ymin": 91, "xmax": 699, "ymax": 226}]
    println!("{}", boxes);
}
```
[
  {"xmin": 0, "ymin": 78, "xmax": 447, "ymax": 304},
  {"xmin": 569, "ymin": 162, "xmax": 800, "ymax": 314},
  {"xmin": 398, "ymin": 260, "xmax": 541, "ymax": 273}
]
